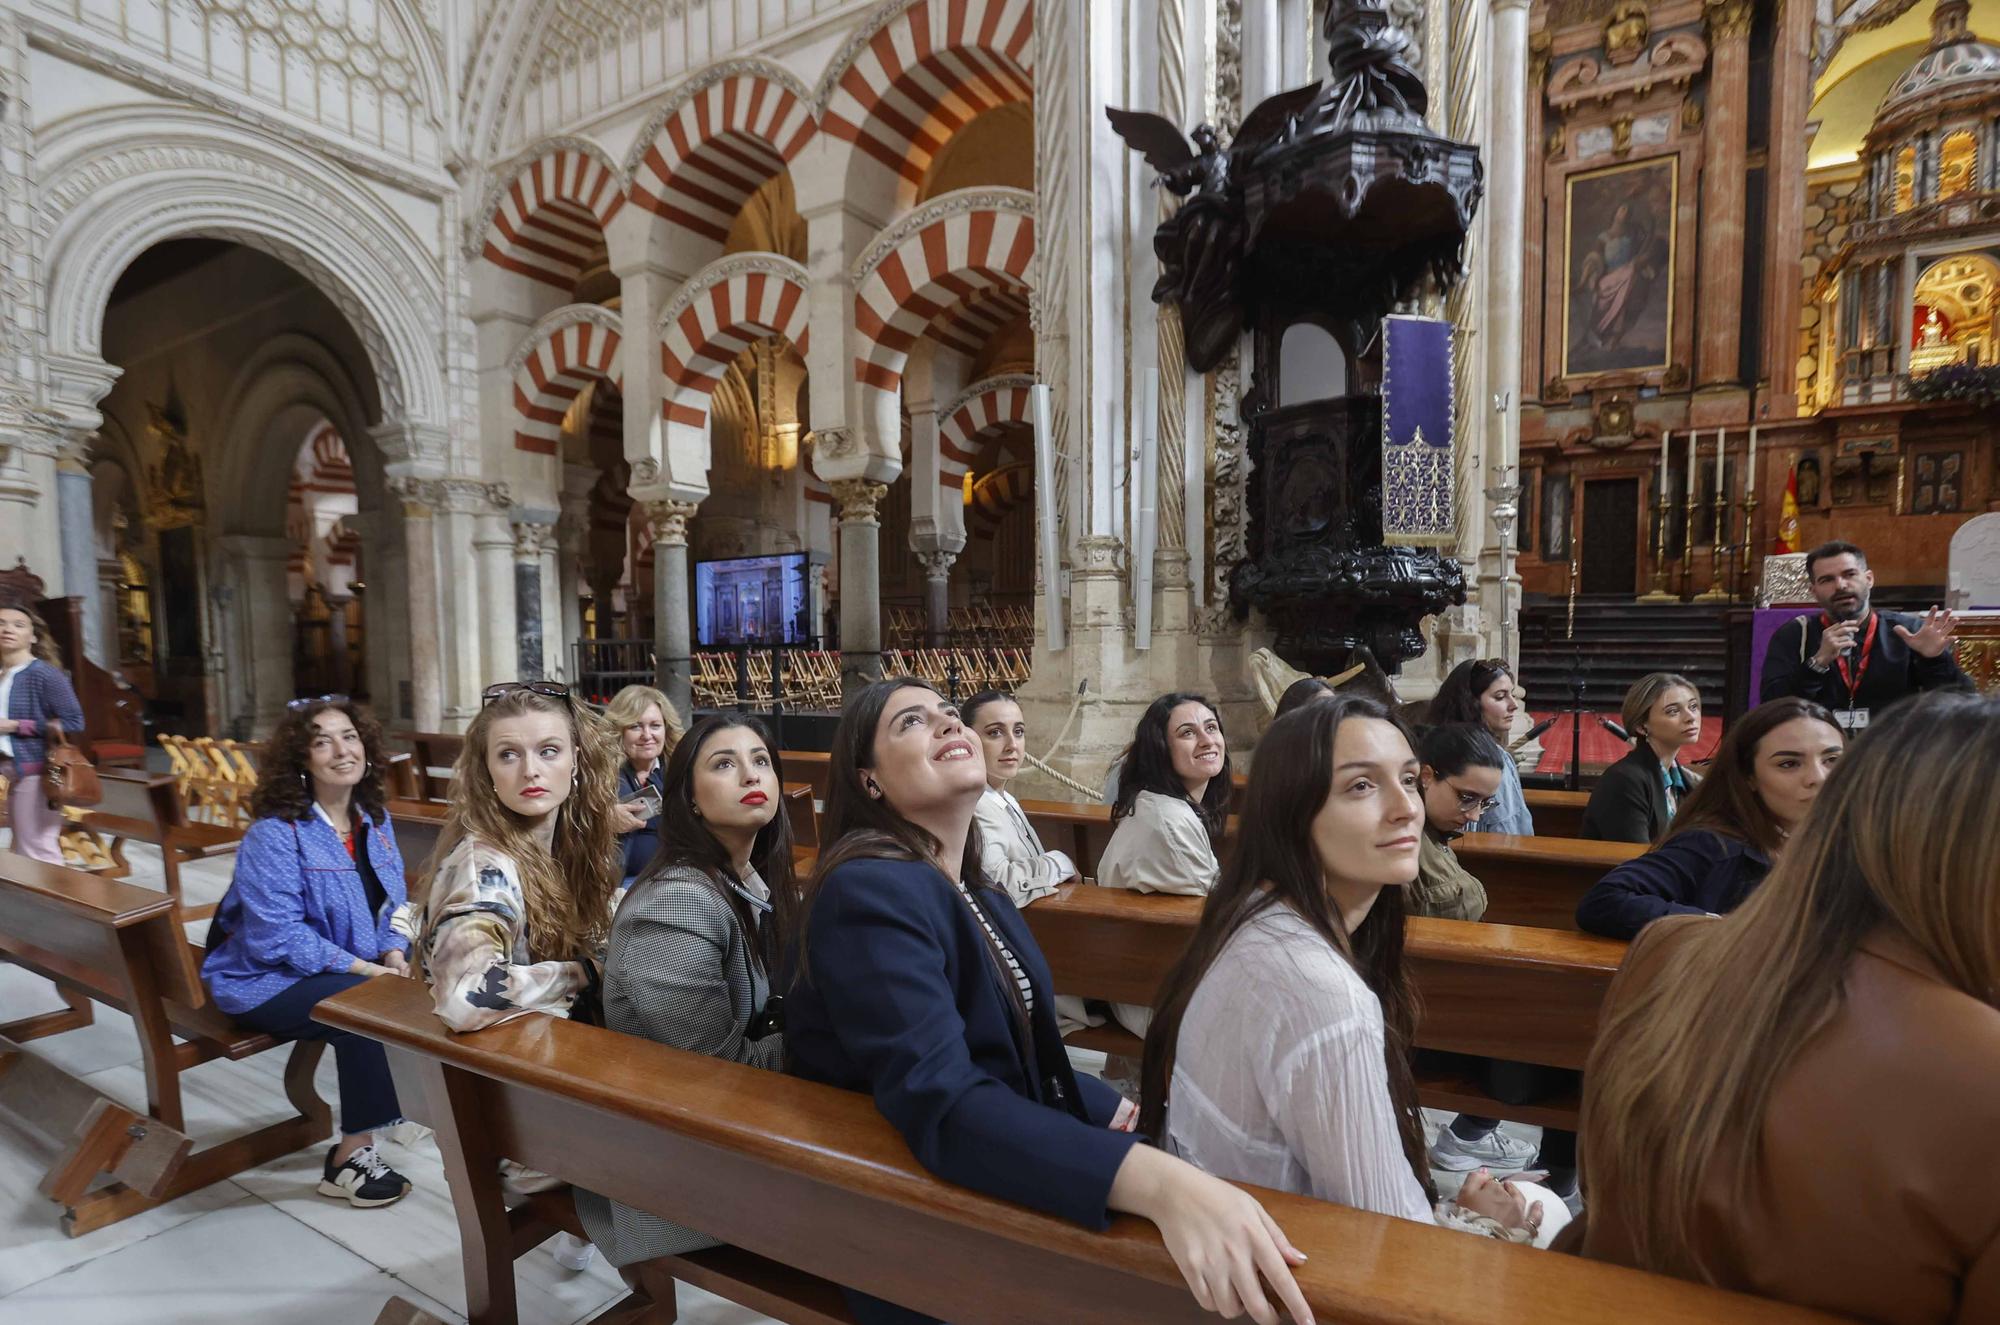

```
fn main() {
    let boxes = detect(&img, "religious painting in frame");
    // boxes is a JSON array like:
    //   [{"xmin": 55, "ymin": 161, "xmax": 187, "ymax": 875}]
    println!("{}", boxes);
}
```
[{"xmin": 1561, "ymin": 157, "xmax": 1677, "ymax": 380}]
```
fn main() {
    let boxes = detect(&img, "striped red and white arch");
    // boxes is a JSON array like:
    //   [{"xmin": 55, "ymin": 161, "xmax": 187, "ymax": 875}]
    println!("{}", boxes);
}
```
[
  {"xmin": 628, "ymin": 63, "xmax": 817, "ymax": 244},
  {"xmin": 819, "ymin": 0, "xmax": 1033, "ymax": 197},
  {"xmin": 481, "ymin": 144, "xmax": 627, "ymax": 291},
  {"xmin": 658, "ymin": 256, "xmax": 812, "ymax": 450},
  {"xmin": 852, "ymin": 190, "xmax": 1034, "ymax": 395},
  {"xmin": 511, "ymin": 309, "xmax": 625, "ymax": 455},
  {"xmin": 937, "ymin": 374, "xmax": 1035, "ymax": 490}
]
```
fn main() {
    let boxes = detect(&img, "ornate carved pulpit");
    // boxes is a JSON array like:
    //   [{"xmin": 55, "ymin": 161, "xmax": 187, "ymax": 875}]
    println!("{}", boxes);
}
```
[{"xmin": 1113, "ymin": 0, "xmax": 1483, "ymax": 673}]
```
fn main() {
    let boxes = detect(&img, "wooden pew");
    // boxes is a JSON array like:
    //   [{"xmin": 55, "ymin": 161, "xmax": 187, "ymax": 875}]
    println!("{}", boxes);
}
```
[
  {"xmin": 1523, "ymin": 788, "xmax": 1590, "ymax": 839},
  {"xmin": 405, "ymin": 731, "xmax": 465, "ymax": 802},
  {"xmin": 388, "ymin": 799, "xmax": 449, "ymax": 880},
  {"xmin": 784, "ymin": 782, "xmax": 819, "ymax": 849},
  {"xmin": 1017, "ymin": 797, "xmax": 1121, "ymax": 882},
  {"xmin": 783, "ymin": 749, "xmax": 831, "ymax": 801},
  {"xmin": 0, "ymin": 854, "xmax": 330, "ymax": 1235},
  {"xmin": 76, "ymin": 767, "xmax": 244, "ymax": 921},
  {"xmin": 1453, "ymin": 833, "xmax": 1641, "ymax": 931},
  {"xmin": 320, "ymin": 975, "xmax": 1837, "ymax": 1325},
  {"xmin": 1018, "ymin": 884, "xmax": 1623, "ymax": 1131}
]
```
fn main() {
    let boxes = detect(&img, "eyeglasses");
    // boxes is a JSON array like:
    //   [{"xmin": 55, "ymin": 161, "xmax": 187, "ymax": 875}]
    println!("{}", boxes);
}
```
[
  {"xmin": 481, "ymin": 681, "xmax": 573, "ymax": 708},
  {"xmin": 286, "ymin": 693, "xmax": 349, "ymax": 712},
  {"xmin": 1442, "ymin": 778, "xmax": 1501, "ymax": 814}
]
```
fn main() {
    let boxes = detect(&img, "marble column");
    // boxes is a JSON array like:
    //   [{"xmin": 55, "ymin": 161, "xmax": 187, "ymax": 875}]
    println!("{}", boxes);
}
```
[
  {"xmin": 833, "ymin": 479, "xmax": 888, "ymax": 698},
  {"xmin": 324, "ymin": 593, "xmax": 353, "ymax": 695},
  {"xmin": 511, "ymin": 519, "xmax": 556, "ymax": 681},
  {"xmin": 213, "ymin": 534, "xmax": 295, "ymax": 737},
  {"xmin": 643, "ymin": 499, "xmax": 699, "ymax": 720},
  {"xmin": 474, "ymin": 511, "xmax": 517, "ymax": 686},
  {"xmin": 1483, "ymin": 0, "xmax": 1531, "ymax": 663},
  {"xmin": 557, "ymin": 465, "xmax": 593, "ymax": 665},
  {"xmin": 1760, "ymin": 0, "xmax": 1815, "ymax": 418},
  {"xmin": 1697, "ymin": 0, "xmax": 1755, "ymax": 389},
  {"xmin": 56, "ymin": 436, "xmax": 107, "ymax": 665},
  {"xmin": 918, "ymin": 549, "xmax": 957, "ymax": 645},
  {"xmin": 389, "ymin": 478, "xmax": 444, "ymax": 733}
]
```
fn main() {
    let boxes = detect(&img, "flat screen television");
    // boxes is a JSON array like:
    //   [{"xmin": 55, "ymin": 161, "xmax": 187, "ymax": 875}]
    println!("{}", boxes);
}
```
[{"xmin": 694, "ymin": 551, "xmax": 821, "ymax": 646}]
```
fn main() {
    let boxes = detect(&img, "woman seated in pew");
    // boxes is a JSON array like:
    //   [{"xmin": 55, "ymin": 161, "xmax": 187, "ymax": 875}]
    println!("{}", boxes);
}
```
[
  {"xmin": 1575, "ymin": 697, "xmax": 1844, "ymax": 940},
  {"xmin": 573, "ymin": 714, "xmax": 796, "ymax": 1317},
  {"xmin": 1426, "ymin": 658, "xmax": 1533, "ymax": 836},
  {"xmin": 201, "ymin": 697, "xmax": 416, "ymax": 1208},
  {"xmin": 605, "ymin": 684, "xmax": 682, "ymax": 890},
  {"xmin": 1575, "ymin": 691, "xmax": 2000, "ymax": 1323},
  {"xmin": 964, "ymin": 689, "xmax": 1077, "ymax": 907},
  {"xmin": 1138, "ymin": 696, "xmax": 1561, "ymax": 1247},
  {"xmin": 786, "ymin": 678, "xmax": 1314, "ymax": 1325},
  {"xmin": 1097, "ymin": 692, "xmax": 1232, "ymax": 1036},
  {"xmin": 1580, "ymin": 672, "xmax": 1704, "ymax": 844}
]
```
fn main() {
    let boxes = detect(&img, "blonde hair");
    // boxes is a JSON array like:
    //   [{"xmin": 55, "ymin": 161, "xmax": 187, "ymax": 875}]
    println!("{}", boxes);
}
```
[
  {"xmin": 422, "ymin": 687, "xmax": 621, "ymax": 961},
  {"xmin": 603, "ymin": 684, "xmax": 683, "ymax": 762},
  {"xmin": 0, "ymin": 601, "xmax": 64, "ymax": 670},
  {"xmin": 1580, "ymin": 691, "xmax": 2000, "ymax": 1282},
  {"xmin": 1621, "ymin": 671, "xmax": 1698, "ymax": 740}
]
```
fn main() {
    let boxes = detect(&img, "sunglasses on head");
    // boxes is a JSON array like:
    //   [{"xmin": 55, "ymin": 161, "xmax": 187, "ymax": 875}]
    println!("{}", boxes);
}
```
[
  {"xmin": 286, "ymin": 693, "xmax": 349, "ymax": 713},
  {"xmin": 481, "ymin": 680, "xmax": 573, "ymax": 708}
]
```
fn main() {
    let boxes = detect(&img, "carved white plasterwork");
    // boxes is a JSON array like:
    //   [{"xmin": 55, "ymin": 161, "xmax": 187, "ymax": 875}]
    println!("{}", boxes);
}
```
[
  {"xmin": 38, "ymin": 121, "xmax": 448, "ymax": 430},
  {"xmin": 505, "ymin": 303, "xmax": 625, "ymax": 383},
  {"xmin": 620, "ymin": 57, "xmax": 817, "ymax": 177},
  {"xmin": 0, "ymin": 12, "xmax": 40, "ymax": 421},
  {"xmin": 812, "ymin": 0, "xmax": 925, "ymax": 112},
  {"xmin": 654, "ymin": 252, "xmax": 811, "ymax": 337},
  {"xmin": 464, "ymin": 134, "xmax": 626, "ymax": 258},
  {"xmin": 851, "ymin": 187, "xmax": 1036, "ymax": 287},
  {"xmin": 24, "ymin": 0, "xmax": 447, "ymax": 179}
]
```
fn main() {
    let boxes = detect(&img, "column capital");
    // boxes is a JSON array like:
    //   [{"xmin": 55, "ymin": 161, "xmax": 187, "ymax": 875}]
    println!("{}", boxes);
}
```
[
  {"xmin": 385, "ymin": 474, "xmax": 438, "ymax": 519},
  {"xmin": 831, "ymin": 478, "xmax": 889, "ymax": 526},
  {"xmin": 1704, "ymin": 0, "xmax": 1754, "ymax": 43},
  {"xmin": 511, "ymin": 518, "xmax": 557, "ymax": 562},
  {"xmin": 916, "ymin": 549, "xmax": 957, "ymax": 582},
  {"xmin": 642, "ymin": 498, "xmax": 700, "ymax": 547}
]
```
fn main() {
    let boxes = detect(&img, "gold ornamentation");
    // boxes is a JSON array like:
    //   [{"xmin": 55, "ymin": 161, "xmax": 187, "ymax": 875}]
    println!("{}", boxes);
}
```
[
  {"xmin": 1681, "ymin": 98, "xmax": 1704, "ymax": 132},
  {"xmin": 1612, "ymin": 115, "xmax": 1634, "ymax": 157},
  {"xmin": 1704, "ymin": 0, "xmax": 1755, "ymax": 42},
  {"xmin": 1603, "ymin": 2, "xmax": 1649, "ymax": 66},
  {"xmin": 145, "ymin": 400, "xmax": 204, "ymax": 530}
]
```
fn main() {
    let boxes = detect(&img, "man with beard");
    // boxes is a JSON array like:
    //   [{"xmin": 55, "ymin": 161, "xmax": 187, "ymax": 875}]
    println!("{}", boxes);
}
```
[{"xmin": 1759, "ymin": 541, "xmax": 1970, "ymax": 727}]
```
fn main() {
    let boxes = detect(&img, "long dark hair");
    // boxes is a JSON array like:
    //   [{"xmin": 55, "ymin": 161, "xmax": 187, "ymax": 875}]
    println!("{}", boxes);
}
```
[
  {"xmin": 637, "ymin": 713, "xmax": 798, "ymax": 974},
  {"xmin": 1416, "ymin": 723, "xmax": 1509, "ymax": 779},
  {"xmin": 1426, "ymin": 658, "xmax": 1514, "ymax": 729},
  {"xmin": 1111, "ymin": 691, "xmax": 1232, "ymax": 843},
  {"xmin": 250, "ymin": 699, "xmax": 391, "ymax": 825},
  {"xmin": 1662, "ymin": 697, "xmax": 1842, "ymax": 854},
  {"xmin": 796, "ymin": 677, "xmax": 988, "ymax": 977},
  {"xmin": 1137, "ymin": 694, "xmax": 1434, "ymax": 1200}
]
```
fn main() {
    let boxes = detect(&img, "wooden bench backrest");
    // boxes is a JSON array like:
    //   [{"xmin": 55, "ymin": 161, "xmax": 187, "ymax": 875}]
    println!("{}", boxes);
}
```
[
  {"xmin": 388, "ymin": 800, "xmax": 449, "ymax": 880},
  {"xmin": 782, "ymin": 783, "xmax": 818, "ymax": 849},
  {"xmin": 1523, "ymin": 788, "xmax": 1590, "ymax": 838},
  {"xmin": 1018, "ymin": 885, "xmax": 1623, "ymax": 1071},
  {"xmin": 1453, "ymin": 833, "xmax": 1642, "ymax": 930},
  {"xmin": 95, "ymin": 767, "xmax": 186, "ymax": 828},
  {"xmin": 0, "ymin": 854, "xmax": 206, "ymax": 1009},
  {"xmin": 319, "ymin": 975, "xmax": 1840, "ymax": 1325},
  {"xmin": 782, "ymin": 749, "xmax": 831, "ymax": 801}
]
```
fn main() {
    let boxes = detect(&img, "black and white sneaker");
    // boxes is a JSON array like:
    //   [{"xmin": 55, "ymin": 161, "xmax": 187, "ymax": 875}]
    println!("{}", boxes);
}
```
[{"xmin": 317, "ymin": 1143, "xmax": 412, "ymax": 1208}]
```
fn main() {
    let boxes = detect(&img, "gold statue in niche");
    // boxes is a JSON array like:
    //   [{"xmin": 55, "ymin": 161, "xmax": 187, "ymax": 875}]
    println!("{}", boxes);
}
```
[
  {"xmin": 1603, "ymin": 1, "xmax": 1650, "ymax": 65},
  {"xmin": 145, "ymin": 396, "xmax": 204, "ymax": 530}
]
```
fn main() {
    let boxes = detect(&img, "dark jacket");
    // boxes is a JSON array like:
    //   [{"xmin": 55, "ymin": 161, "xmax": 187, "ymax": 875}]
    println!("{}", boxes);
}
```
[
  {"xmin": 786, "ymin": 854, "xmax": 1138, "ymax": 1325},
  {"xmin": 1580, "ymin": 743, "xmax": 1692, "ymax": 845},
  {"xmin": 1575, "ymin": 828, "xmax": 1770, "ymax": 940},
  {"xmin": 1, "ymin": 658, "xmax": 85, "ymax": 776},
  {"xmin": 615, "ymin": 762, "xmax": 665, "ymax": 885},
  {"xmin": 1758, "ymin": 609, "xmax": 1971, "ymax": 710}
]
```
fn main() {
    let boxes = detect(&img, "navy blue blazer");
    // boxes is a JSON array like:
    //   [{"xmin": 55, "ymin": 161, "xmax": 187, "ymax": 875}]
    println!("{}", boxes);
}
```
[
  {"xmin": 786, "ymin": 854, "xmax": 1138, "ymax": 1324},
  {"xmin": 616, "ymin": 762, "xmax": 665, "ymax": 885},
  {"xmin": 1575, "ymin": 828, "xmax": 1770, "ymax": 940}
]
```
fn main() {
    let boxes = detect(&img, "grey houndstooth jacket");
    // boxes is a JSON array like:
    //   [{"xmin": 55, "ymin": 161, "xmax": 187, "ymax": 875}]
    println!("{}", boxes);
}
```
[{"xmin": 574, "ymin": 863, "xmax": 782, "ymax": 1265}]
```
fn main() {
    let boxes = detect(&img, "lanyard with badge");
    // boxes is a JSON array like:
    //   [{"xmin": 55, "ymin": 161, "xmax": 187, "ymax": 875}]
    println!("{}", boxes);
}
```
[{"xmin": 1825, "ymin": 612, "xmax": 1879, "ymax": 733}]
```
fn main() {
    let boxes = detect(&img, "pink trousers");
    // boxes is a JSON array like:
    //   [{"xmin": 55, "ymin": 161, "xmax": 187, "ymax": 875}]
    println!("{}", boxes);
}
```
[{"xmin": 5, "ymin": 774, "xmax": 65, "ymax": 864}]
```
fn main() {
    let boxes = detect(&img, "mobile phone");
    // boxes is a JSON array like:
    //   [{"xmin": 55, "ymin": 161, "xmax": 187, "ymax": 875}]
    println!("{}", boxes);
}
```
[{"xmin": 633, "ymin": 783, "xmax": 663, "ymax": 817}]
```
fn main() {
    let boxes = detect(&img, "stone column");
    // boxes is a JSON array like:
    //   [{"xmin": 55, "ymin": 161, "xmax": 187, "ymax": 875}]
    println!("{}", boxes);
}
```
[
  {"xmin": 557, "ymin": 465, "xmax": 593, "ymax": 663},
  {"xmin": 511, "ymin": 518, "xmax": 556, "ymax": 680},
  {"xmin": 56, "ymin": 434, "xmax": 107, "ymax": 665},
  {"xmin": 832, "ymin": 479, "xmax": 889, "ymax": 697},
  {"xmin": 474, "ymin": 510, "xmax": 517, "ymax": 685},
  {"xmin": 1760, "ymin": 0, "xmax": 1815, "ymax": 418},
  {"xmin": 1482, "ymin": 0, "xmax": 1531, "ymax": 662},
  {"xmin": 0, "ymin": 419, "xmax": 60, "ymax": 589},
  {"xmin": 917, "ymin": 549, "xmax": 957, "ymax": 645},
  {"xmin": 324, "ymin": 592, "xmax": 354, "ymax": 695},
  {"xmin": 388, "ymin": 476, "xmax": 444, "ymax": 733},
  {"xmin": 213, "ymin": 534, "xmax": 295, "ymax": 737},
  {"xmin": 642, "ymin": 499, "xmax": 699, "ymax": 720},
  {"xmin": 1697, "ymin": 0, "xmax": 1755, "ymax": 389}
]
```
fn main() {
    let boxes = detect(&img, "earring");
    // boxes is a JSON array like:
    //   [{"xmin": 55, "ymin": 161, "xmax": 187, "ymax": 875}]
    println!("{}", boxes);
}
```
[{"xmin": 299, "ymin": 772, "xmax": 309, "ymax": 792}]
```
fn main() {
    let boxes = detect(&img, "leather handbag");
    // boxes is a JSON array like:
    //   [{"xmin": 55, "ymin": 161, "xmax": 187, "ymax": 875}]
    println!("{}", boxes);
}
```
[{"xmin": 42, "ymin": 723, "xmax": 103, "ymax": 808}]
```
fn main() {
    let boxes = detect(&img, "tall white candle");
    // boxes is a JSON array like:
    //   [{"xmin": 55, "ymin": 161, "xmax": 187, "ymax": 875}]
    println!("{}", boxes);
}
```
[
  {"xmin": 1714, "ymin": 428, "xmax": 1726, "ymax": 509},
  {"xmin": 1746, "ymin": 424, "xmax": 1758, "ymax": 499}
]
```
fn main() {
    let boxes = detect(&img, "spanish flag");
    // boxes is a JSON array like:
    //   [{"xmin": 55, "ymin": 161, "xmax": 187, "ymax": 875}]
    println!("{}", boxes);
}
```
[{"xmin": 1773, "ymin": 463, "xmax": 1802, "ymax": 554}]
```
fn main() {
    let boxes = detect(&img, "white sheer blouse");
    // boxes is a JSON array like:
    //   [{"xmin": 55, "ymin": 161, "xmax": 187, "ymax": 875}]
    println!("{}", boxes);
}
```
[{"xmin": 1164, "ymin": 904, "xmax": 1436, "ymax": 1225}]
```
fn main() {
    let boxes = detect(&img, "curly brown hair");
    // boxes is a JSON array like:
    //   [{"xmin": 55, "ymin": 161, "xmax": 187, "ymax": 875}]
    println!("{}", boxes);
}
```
[{"xmin": 249, "ymin": 700, "xmax": 392, "ymax": 823}]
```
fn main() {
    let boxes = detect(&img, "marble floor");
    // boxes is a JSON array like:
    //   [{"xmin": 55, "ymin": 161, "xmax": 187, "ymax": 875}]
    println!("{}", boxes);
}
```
[{"xmin": 1, "ymin": 814, "xmax": 1537, "ymax": 1325}]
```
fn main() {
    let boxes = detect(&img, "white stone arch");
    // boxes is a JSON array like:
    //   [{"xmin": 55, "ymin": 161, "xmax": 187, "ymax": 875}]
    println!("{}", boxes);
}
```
[{"xmin": 38, "ymin": 109, "xmax": 447, "ymax": 446}]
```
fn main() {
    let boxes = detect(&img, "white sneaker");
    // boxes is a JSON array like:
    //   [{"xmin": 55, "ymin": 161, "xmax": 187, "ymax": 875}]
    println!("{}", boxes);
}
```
[
  {"xmin": 551, "ymin": 1232, "xmax": 596, "ymax": 1271},
  {"xmin": 1429, "ymin": 1122, "xmax": 1540, "ymax": 1172}
]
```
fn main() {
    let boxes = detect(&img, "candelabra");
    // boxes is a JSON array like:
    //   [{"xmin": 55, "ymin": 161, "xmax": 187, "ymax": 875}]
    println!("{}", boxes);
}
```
[
  {"xmin": 1484, "ymin": 404, "xmax": 1522, "ymax": 662},
  {"xmin": 1639, "ymin": 477, "xmax": 1675, "ymax": 603},
  {"xmin": 1680, "ymin": 467, "xmax": 1697, "ymax": 600},
  {"xmin": 1738, "ymin": 487, "xmax": 1759, "ymax": 585},
  {"xmin": 1694, "ymin": 528, "xmax": 1731, "ymax": 602}
]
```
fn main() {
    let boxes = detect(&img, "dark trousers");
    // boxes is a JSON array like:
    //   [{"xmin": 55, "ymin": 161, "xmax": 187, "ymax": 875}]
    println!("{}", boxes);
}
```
[{"xmin": 235, "ymin": 972, "xmax": 402, "ymax": 1136}]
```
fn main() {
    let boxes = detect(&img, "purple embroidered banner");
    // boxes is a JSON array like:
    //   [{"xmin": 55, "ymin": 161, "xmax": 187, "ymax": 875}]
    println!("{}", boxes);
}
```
[{"xmin": 1381, "ymin": 314, "xmax": 1455, "ymax": 547}]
